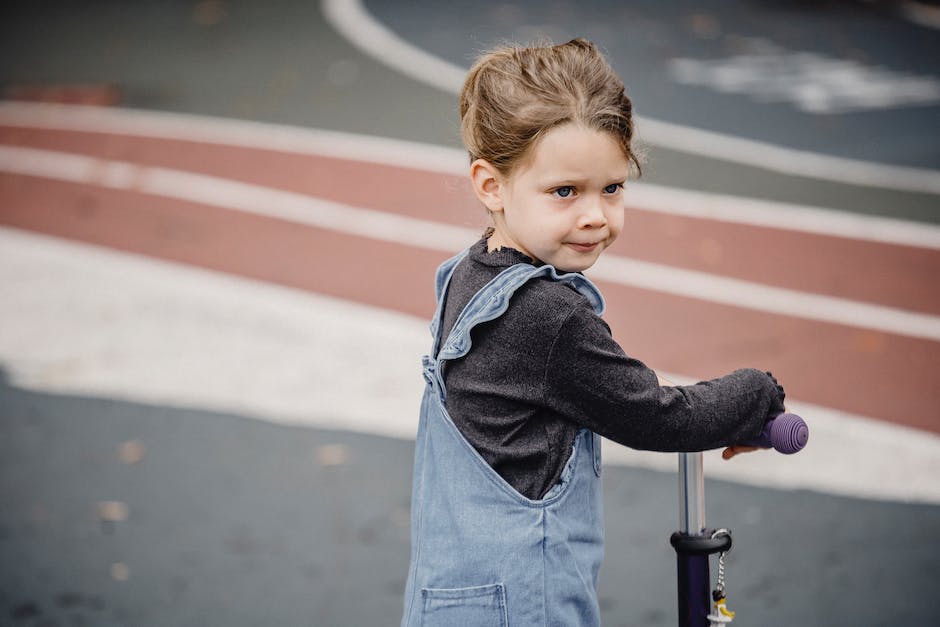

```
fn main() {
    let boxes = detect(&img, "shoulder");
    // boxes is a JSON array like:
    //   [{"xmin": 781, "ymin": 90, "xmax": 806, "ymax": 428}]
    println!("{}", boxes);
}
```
[
  {"xmin": 520, "ymin": 276, "xmax": 617, "ymax": 359},
  {"xmin": 527, "ymin": 272, "xmax": 601, "ymax": 306},
  {"xmin": 512, "ymin": 274, "xmax": 604, "ymax": 328}
]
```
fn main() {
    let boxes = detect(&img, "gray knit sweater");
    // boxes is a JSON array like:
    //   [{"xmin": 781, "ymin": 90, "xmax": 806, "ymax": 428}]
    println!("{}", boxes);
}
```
[{"xmin": 439, "ymin": 239, "xmax": 786, "ymax": 500}]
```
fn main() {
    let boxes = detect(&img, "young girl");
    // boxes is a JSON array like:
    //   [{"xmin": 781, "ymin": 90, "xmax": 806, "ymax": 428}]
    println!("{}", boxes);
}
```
[{"xmin": 402, "ymin": 38, "xmax": 786, "ymax": 626}]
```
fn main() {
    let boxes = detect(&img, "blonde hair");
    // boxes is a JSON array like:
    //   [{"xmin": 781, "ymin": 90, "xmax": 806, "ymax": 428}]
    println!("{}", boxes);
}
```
[{"xmin": 459, "ymin": 38, "xmax": 641, "ymax": 178}]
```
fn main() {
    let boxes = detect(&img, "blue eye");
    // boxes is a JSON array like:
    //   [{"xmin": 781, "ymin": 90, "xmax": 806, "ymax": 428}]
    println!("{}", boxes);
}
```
[
  {"xmin": 604, "ymin": 183, "xmax": 623, "ymax": 194},
  {"xmin": 554, "ymin": 186, "xmax": 574, "ymax": 198}
]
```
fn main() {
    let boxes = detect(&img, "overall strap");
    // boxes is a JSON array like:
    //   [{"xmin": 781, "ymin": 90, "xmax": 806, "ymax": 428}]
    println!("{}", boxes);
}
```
[
  {"xmin": 428, "ymin": 249, "xmax": 469, "ymax": 358},
  {"xmin": 437, "ymin": 262, "xmax": 606, "ymax": 364}
]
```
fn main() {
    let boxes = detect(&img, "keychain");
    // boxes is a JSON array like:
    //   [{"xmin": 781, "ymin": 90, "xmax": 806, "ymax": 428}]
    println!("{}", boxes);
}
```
[{"xmin": 707, "ymin": 529, "xmax": 735, "ymax": 625}]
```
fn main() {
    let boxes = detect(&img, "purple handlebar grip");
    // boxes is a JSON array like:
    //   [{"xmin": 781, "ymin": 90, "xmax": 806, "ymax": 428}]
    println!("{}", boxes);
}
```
[{"xmin": 746, "ymin": 412, "xmax": 809, "ymax": 454}]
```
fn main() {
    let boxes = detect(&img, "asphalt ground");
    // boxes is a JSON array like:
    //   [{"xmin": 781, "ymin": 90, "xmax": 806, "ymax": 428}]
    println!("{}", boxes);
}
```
[
  {"xmin": 365, "ymin": 0, "xmax": 940, "ymax": 168},
  {"xmin": 3, "ymin": 375, "xmax": 939, "ymax": 627},
  {"xmin": 1, "ymin": 1, "xmax": 939, "ymax": 626},
  {"xmin": 3, "ymin": 0, "xmax": 939, "ymax": 222}
]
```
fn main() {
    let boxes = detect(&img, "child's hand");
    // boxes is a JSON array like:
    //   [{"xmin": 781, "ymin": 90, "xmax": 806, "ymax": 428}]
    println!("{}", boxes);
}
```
[{"xmin": 721, "ymin": 445, "xmax": 761, "ymax": 460}]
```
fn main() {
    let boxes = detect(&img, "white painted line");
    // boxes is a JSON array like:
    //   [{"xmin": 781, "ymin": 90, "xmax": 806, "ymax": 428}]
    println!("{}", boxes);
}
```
[
  {"xmin": 0, "ymin": 225, "xmax": 431, "ymax": 445},
  {"xmin": 143, "ymin": 165, "xmax": 475, "ymax": 251},
  {"xmin": 625, "ymin": 183, "xmax": 940, "ymax": 250},
  {"xmin": 608, "ymin": 371, "xmax": 940, "ymax": 504},
  {"xmin": 0, "ymin": 100, "xmax": 469, "ymax": 177},
  {"xmin": 321, "ymin": 0, "xmax": 465, "ymax": 93},
  {"xmin": 636, "ymin": 116, "xmax": 940, "ymax": 195},
  {"xmin": 2, "ymin": 226, "xmax": 937, "ymax": 503},
  {"xmin": 2, "ymin": 144, "xmax": 939, "ymax": 342},
  {"xmin": 320, "ymin": 0, "xmax": 940, "ymax": 195},
  {"xmin": 2, "ymin": 101, "xmax": 940, "ymax": 249},
  {"xmin": 669, "ymin": 41, "xmax": 940, "ymax": 114},
  {"xmin": 591, "ymin": 255, "xmax": 940, "ymax": 342},
  {"xmin": 900, "ymin": 0, "xmax": 940, "ymax": 30}
]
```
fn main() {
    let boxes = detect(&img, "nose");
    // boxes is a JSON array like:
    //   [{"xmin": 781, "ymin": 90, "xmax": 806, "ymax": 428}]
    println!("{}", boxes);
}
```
[{"xmin": 577, "ymin": 199, "xmax": 607, "ymax": 229}]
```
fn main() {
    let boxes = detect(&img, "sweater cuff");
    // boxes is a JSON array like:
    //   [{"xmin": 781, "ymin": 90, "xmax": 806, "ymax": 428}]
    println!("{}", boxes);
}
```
[{"xmin": 764, "ymin": 371, "xmax": 787, "ymax": 417}]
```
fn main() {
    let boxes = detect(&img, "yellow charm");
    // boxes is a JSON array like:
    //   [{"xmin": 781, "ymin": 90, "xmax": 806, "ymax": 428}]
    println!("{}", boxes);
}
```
[
  {"xmin": 707, "ymin": 597, "xmax": 735, "ymax": 625},
  {"xmin": 716, "ymin": 598, "xmax": 736, "ymax": 619}
]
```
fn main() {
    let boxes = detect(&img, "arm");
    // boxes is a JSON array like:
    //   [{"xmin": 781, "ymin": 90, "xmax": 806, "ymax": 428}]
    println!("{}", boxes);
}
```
[
  {"xmin": 543, "ymin": 306, "xmax": 786, "ymax": 453},
  {"xmin": 654, "ymin": 372, "xmax": 772, "ymax": 459}
]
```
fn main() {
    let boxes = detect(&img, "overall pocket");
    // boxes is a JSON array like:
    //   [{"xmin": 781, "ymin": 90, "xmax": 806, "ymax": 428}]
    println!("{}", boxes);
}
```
[{"xmin": 421, "ymin": 583, "xmax": 508, "ymax": 627}]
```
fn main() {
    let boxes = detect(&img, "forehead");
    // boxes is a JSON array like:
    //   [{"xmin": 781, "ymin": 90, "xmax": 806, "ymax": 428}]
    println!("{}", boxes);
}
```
[{"xmin": 514, "ymin": 123, "xmax": 629, "ymax": 182}]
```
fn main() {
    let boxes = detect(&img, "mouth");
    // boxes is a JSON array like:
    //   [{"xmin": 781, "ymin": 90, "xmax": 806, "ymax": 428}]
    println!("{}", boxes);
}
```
[{"xmin": 566, "ymin": 241, "xmax": 601, "ymax": 253}]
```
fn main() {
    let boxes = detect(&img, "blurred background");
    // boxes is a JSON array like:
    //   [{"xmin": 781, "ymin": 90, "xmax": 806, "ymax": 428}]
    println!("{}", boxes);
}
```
[{"xmin": 1, "ymin": 1, "xmax": 939, "ymax": 625}]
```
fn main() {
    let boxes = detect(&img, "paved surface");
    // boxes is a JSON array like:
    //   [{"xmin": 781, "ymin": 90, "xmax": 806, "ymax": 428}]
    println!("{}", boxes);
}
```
[
  {"xmin": 2, "ymin": 109, "xmax": 937, "ymax": 429},
  {"xmin": 367, "ymin": 0, "xmax": 940, "ymax": 168},
  {"xmin": 3, "ymin": 375, "xmax": 939, "ymax": 626},
  {"xmin": 357, "ymin": 0, "xmax": 940, "ymax": 222},
  {"xmin": 1, "ymin": 1, "xmax": 939, "ymax": 625}
]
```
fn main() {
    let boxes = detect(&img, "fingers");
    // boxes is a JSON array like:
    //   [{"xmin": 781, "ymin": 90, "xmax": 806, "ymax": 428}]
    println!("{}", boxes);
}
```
[{"xmin": 722, "ymin": 445, "xmax": 760, "ymax": 460}]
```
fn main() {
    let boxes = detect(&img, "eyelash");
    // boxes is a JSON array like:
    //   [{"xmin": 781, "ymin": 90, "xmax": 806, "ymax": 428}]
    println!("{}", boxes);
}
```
[{"xmin": 552, "ymin": 183, "xmax": 623, "ymax": 198}]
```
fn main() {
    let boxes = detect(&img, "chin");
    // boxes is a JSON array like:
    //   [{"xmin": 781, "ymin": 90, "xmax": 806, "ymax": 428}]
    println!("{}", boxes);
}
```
[
  {"xmin": 575, "ymin": 253, "xmax": 605, "ymax": 272},
  {"xmin": 556, "ymin": 259, "xmax": 596, "ymax": 273}
]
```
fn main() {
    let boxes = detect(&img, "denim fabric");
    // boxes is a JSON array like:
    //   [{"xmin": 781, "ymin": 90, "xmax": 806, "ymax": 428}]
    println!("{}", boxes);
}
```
[{"xmin": 402, "ymin": 250, "xmax": 606, "ymax": 627}]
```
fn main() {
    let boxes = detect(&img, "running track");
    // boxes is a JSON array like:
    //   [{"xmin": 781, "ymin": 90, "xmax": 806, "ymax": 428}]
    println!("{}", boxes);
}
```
[
  {"xmin": 1, "ymin": 101, "xmax": 940, "ymax": 505},
  {"xmin": 2, "ymin": 102, "xmax": 939, "ymax": 426}
]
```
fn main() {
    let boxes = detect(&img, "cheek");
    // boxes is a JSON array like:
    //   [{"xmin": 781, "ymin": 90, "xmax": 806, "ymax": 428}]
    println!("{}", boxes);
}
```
[{"xmin": 607, "ymin": 208, "xmax": 625, "ymax": 239}]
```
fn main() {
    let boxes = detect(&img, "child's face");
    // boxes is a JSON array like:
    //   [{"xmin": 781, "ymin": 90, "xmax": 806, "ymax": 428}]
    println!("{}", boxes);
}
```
[{"xmin": 489, "ymin": 123, "xmax": 628, "ymax": 272}]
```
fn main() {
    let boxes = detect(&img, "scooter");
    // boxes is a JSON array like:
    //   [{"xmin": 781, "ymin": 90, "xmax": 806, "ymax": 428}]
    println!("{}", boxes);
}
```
[{"xmin": 670, "ymin": 413, "xmax": 809, "ymax": 627}]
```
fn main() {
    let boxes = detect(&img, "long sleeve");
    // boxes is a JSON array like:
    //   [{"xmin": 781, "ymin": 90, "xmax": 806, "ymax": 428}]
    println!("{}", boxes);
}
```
[{"xmin": 542, "ymin": 304, "xmax": 786, "ymax": 452}]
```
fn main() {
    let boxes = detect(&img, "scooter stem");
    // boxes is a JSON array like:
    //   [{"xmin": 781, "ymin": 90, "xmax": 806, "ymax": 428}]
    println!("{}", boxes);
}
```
[
  {"xmin": 672, "ymin": 452, "xmax": 724, "ymax": 627},
  {"xmin": 679, "ymin": 452, "xmax": 705, "ymax": 534}
]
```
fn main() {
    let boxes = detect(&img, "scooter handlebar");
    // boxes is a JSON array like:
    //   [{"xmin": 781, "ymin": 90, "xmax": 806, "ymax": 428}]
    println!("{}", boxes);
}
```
[{"xmin": 744, "ymin": 412, "xmax": 808, "ymax": 454}]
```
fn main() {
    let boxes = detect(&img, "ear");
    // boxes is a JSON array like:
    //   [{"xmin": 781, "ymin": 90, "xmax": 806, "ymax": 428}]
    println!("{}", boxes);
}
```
[{"xmin": 469, "ymin": 159, "xmax": 505, "ymax": 213}]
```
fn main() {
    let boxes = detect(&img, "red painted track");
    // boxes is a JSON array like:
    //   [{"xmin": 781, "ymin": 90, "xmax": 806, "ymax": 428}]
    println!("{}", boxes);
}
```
[
  {"xmin": 5, "ymin": 125, "xmax": 938, "ymax": 314},
  {"xmin": 2, "ymin": 120, "xmax": 938, "ymax": 434}
]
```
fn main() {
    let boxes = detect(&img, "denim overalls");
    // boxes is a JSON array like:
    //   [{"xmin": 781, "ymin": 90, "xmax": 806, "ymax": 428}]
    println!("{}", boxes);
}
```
[{"xmin": 402, "ymin": 250, "xmax": 607, "ymax": 627}]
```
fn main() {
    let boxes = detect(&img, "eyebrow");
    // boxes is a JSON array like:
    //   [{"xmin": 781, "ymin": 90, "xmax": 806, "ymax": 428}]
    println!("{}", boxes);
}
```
[{"xmin": 539, "ymin": 174, "xmax": 628, "ymax": 188}]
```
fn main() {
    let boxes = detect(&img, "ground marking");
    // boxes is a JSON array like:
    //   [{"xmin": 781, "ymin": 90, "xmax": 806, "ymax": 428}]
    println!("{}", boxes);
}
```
[
  {"xmin": 669, "ymin": 37, "xmax": 940, "ymax": 114},
  {"xmin": 321, "ymin": 0, "xmax": 940, "ymax": 195},
  {"xmin": 2, "ymin": 101, "xmax": 939, "ymax": 250},
  {"xmin": 2, "ymin": 226, "xmax": 937, "ymax": 504},
  {"xmin": 900, "ymin": 0, "xmax": 940, "ymax": 30},
  {"xmin": 2, "ymin": 144, "xmax": 939, "ymax": 342}
]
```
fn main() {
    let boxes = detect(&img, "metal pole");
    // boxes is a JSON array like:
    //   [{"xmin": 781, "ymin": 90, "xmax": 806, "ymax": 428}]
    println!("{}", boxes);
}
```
[
  {"xmin": 673, "ymin": 452, "xmax": 713, "ymax": 627},
  {"xmin": 678, "ymin": 452, "xmax": 705, "ymax": 534}
]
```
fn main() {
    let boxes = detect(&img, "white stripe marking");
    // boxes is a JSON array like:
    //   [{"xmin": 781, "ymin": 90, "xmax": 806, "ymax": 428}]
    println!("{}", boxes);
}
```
[
  {"xmin": 610, "ymin": 371, "xmax": 940, "ymax": 504},
  {"xmin": 0, "ymin": 101, "xmax": 469, "ymax": 177},
  {"xmin": 625, "ymin": 184, "xmax": 940, "ymax": 250},
  {"xmin": 591, "ymin": 256, "xmax": 940, "ymax": 341},
  {"xmin": 2, "ymin": 144, "xmax": 939, "ymax": 341},
  {"xmin": 900, "ymin": 0, "xmax": 940, "ymax": 30},
  {"xmin": 2, "ymin": 227, "xmax": 937, "ymax": 503},
  {"xmin": 669, "ymin": 42, "xmax": 940, "ymax": 114},
  {"xmin": 2, "ymin": 101, "xmax": 939, "ymax": 249},
  {"xmin": 320, "ymin": 0, "xmax": 940, "ymax": 195},
  {"xmin": 321, "ymin": 0, "xmax": 465, "ymax": 93}
]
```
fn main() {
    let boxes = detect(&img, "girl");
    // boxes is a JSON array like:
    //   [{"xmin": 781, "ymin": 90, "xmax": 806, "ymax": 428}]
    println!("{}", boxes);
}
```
[{"xmin": 402, "ymin": 38, "xmax": 785, "ymax": 626}]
